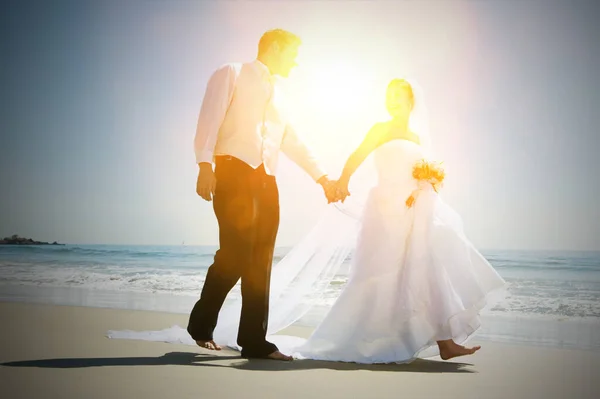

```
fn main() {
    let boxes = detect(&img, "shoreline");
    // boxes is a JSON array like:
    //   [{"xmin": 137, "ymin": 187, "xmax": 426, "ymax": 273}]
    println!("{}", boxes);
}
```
[
  {"xmin": 1, "ymin": 283, "xmax": 599, "ymax": 353},
  {"xmin": 1, "ymin": 301, "xmax": 599, "ymax": 399}
]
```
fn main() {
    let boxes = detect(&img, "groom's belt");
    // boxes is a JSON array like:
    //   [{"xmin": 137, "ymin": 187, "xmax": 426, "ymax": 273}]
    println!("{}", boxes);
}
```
[{"xmin": 215, "ymin": 155, "xmax": 274, "ymax": 181}]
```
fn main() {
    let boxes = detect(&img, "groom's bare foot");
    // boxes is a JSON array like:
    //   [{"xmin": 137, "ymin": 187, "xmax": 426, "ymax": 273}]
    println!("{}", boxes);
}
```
[
  {"xmin": 195, "ymin": 340, "xmax": 221, "ymax": 351},
  {"xmin": 437, "ymin": 340, "xmax": 480, "ymax": 360},
  {"xmin": 265, "ymin": 350, "xmax": 293, "ymax": 361}
]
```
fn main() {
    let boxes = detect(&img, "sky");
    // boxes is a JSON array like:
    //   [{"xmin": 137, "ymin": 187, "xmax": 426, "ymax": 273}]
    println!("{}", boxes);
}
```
[{"xmin": 0, "ymin": 0, "xmax": 599, "ymax": 251}]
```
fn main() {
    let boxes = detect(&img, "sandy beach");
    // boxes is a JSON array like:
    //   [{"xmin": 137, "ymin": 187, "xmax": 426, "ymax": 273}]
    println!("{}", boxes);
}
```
[{"xmin": 0, "ymin": 302, "xmax": 598, "ymax": 399}]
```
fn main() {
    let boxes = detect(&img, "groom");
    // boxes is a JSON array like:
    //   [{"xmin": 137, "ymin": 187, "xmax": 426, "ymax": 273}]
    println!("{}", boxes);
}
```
[{"xmin": 188, "ymin": 29, "xmax": 338, "ymax": 361}]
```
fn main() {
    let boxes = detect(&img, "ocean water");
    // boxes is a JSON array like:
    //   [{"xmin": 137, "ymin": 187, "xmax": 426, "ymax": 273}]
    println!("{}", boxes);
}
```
[{"xmin": 0, "ymin": 245, "xmax": 599, "ymax": 350}]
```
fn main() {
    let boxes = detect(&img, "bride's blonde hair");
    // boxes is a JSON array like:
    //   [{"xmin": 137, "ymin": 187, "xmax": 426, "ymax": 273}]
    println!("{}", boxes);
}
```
[{"xmin": 387, "ymin": 79, "xmax": 415, "ymax": 109}]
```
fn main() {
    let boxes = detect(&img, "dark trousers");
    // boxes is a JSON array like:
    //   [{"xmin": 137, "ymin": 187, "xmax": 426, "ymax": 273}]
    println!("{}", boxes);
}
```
[{"xmin": 187, "ymin": 156, "xmax": 279, "ymax": 357}]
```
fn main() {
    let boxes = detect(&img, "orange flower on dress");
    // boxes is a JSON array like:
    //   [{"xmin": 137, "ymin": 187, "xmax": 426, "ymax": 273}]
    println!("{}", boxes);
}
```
[{"xmin": 406, "ymin": 159, "xmax": 445, "ymax": 208}]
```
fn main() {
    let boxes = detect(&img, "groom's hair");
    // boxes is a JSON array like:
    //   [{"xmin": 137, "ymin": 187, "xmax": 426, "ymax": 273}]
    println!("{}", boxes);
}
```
[{"xmin": 258, "ymin": 29, "xmax": 302, "ymax": 55}]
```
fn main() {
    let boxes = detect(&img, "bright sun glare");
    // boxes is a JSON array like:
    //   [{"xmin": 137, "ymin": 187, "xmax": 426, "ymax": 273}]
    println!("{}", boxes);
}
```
[
  {"xmin": 307, "ymin": 62, "xmax": 370, "ymax": 114},
  {"xmin": 284, "ymin": 57, "xmax": 390, "ymax": 162}
]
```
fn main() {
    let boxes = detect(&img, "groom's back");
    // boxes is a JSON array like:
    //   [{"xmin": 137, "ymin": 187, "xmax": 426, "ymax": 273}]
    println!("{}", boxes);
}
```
[{"xmin": 215, "ymin": 60, "xmax": 289, "ymax": 169}]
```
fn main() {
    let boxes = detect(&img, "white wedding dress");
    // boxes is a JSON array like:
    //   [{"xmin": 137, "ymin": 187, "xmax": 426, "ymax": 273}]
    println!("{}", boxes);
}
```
[
  {"xmin": 108, "ymin": 138, "xmax": 506, "ymax": 364},
  {"xmin": 287, "ymin": 138, "xmax": 506, "ymax": 363}
]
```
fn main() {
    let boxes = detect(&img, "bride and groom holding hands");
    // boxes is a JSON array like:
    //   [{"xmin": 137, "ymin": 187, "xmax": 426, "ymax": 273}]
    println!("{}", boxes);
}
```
[{"xmin": 188, "ymin": 28, "xmax": 506, "ymax": 364}]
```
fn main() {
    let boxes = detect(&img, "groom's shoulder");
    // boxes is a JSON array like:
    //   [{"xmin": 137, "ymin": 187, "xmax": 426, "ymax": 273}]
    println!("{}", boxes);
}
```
[{"xmin": 212, "ymin": 62, "xmax": 243, "ymax": 76}]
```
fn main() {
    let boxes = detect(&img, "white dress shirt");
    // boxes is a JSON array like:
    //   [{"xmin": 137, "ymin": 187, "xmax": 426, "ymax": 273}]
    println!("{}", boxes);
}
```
[{"xmin": 194, "ymin": 60, "xmax": 326, "ymax": 181}]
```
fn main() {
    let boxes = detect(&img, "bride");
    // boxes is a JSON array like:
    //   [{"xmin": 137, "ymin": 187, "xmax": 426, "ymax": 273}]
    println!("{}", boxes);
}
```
[
  {"xmin": 108, "ymin": 78, "xmax": 506, "ymax": 364},
  {"xmin": 288, "ymin": 78, "xmax": 506, "ymax": 363}
]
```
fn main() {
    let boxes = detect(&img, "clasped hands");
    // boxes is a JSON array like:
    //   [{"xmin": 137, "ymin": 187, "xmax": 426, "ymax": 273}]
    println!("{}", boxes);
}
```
[{"xmin": 318, "ymin": 177, "xmax": 351, "ymax": 204}]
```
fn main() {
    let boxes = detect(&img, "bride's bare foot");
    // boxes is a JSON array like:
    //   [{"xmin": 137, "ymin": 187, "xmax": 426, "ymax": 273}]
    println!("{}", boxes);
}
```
[
  {"xmin": 266, "ymin": 350, "xmax": 293, "ymax": 361},
  {"xmin": 437, "ymin": 340, "xmax": 481, "ymax": 360},
  {"xmin": 195, "ymin": 339, "xmax": 221, "ymax": 351}
]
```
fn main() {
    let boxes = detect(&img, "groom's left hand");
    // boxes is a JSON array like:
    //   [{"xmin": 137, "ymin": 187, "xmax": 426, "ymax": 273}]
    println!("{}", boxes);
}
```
[{"xmin": 317, "ymin": 176, "xmax": 338, "ymax": 203}]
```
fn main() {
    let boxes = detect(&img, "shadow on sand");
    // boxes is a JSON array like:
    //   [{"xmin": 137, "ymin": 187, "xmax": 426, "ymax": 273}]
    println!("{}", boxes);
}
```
[{"xmin": 1, "ymin": 351, "xmax": 476, "ymax": 373}]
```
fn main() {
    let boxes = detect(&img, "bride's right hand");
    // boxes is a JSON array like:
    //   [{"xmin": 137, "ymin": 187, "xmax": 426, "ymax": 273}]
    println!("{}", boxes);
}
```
[{"xmin": 333, "ymin": 180, "xmax": 351, "ymax": 203}]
